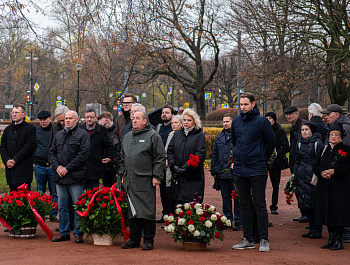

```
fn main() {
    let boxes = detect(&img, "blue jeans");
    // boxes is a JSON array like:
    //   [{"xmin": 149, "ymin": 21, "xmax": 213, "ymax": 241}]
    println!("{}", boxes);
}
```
[
  {"xmin": 217, "ymin": 178, "xmax": 242, "ymax": 224},
  {"xmin": 235, "ymin": 175, "xmax": 269, "ymax": 242},
  {"xmin": 35, "ymin": 165, "xmax": 57, "ymax": 216},
  {"xmin": 56, "ymin": 184, "xmax": 84, "ymax": 237}
]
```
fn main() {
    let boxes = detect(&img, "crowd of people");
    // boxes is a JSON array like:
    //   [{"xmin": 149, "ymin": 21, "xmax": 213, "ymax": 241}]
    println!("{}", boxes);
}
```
[{"xmin": 0, "ymin": 92, "xmax": 350, "ymax": 252}]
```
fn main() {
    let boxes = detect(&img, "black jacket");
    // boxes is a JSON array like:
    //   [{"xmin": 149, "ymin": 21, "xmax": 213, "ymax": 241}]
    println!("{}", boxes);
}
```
[
  {"xmin": 210, "ymin": 129, "xmax": 233, "ymax": 179},
  {"xmin": 34, "ymin": 124, "xmax": 52, "ymax": 166},
  {"xmin": 294, "ymin": 133, "xmax": 324, "ymax": 210},
  {"xmin": 49, "ymin": 125, "xmax": 90, "ymax": 185},
  {"xmin": 0, "ymin": 120, "xmax": 37, "ymax": 185},
  {"xmin": 167, "ymin": 127, "xmax": 206, "ymax": 202},
  {"xmin": 84, "ymin": 123, "xmax": 114, "ymax": 180},
  {"xmin": 313, "ymin": 142, "xmax": 350, "ymax": 226},
  {"xmin": 289, "ymin": 117, "xmax": 307, "ymax": 173},
  {"xmin": 157, "ymin": 123, "xmax": 173, "ymax": 146},
  {"xmin": 270, "ymin": 122, "xmax": 290, "ymax": 169},
  {"xmin": 309, "ymin": 116, "xmax": 328, "ymax": 142}
]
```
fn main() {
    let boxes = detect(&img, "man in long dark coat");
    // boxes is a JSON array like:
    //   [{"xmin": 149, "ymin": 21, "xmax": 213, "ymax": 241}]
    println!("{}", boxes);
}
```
[{"xmin": 119, "ymin": 112, "xmax": 165, "ymax": 250}]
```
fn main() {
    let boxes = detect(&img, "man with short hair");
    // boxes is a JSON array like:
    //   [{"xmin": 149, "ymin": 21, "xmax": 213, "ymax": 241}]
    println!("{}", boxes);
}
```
[
  {"xmin": 49, "ymin": 105, "xmax": 70, "ymax": 148},
  {"xmin": 113, "ymin": 94, "xmax": 137, "ymax": 148},
  {"xmin": 156, "ymin": 104, "xmax": 175, "ymax": 223},
  {"xmin": 120, "ymin": 112, "xmax": 165, "ymax": 250},
  {"xmin": 34, "ymin": 110, "xmax": 58, "ymax": 221},
  {"xmin": 84, "ymin": 109, "xmax": 114, "ymax": 189},
  {"xmin": 49, "ymin": 110, "xmax": 90, "ymax": 243},
  {"xmin": 211, "ymin": 113, "xmax": 242, "ymax": 231},
  {"xmin": 0, "ymin": 104, "xmax": 36, "ymax": 191},
  {"xmin": 284, "ymin": 106, "xmax": 307, "ymax": 222},
  {"xmin": 308, "ymin": 103, "xmax": 328, "ymax": 142},
  {"xmin": 231, "ymin": 92, "xmax": 275, "ymax": 252},
  {"xmin": 98, "ymin": 111, "xmax": 117, "ymax": 187}
]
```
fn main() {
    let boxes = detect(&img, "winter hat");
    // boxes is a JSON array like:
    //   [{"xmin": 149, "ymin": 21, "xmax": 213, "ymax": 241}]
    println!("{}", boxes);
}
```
[
  {"xmin": 328, "ymin": 122, "xmax": 345, "ymax": 138},
  {"xmin": 265, "ymin": 112, "xmax": 277, "ymax": 122},
  {"xmin": 302, "ymin": 123, "xmax": 317, "ymax": 134}
]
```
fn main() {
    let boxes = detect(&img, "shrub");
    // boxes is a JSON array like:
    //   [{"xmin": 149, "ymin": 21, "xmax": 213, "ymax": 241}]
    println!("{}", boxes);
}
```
[{"xmin": 205, "ymin": 108, "xmax": 238, "ymax": 121}]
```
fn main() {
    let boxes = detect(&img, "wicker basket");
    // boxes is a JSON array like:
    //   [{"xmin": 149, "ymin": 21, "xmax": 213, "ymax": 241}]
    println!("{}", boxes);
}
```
[
  {"xmin": 183, "ymin": 241, "xmax": 207, "ymax": 251},
  {"xmin": 92, "ymin": 234, "xmax": 113, "ymax": 246},
  {"xmin": 9, "ymin": 226, "xmax": 36, "ymax": 239}
]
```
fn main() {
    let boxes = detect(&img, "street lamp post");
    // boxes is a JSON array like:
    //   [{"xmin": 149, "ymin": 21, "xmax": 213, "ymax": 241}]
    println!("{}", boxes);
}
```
[
  {"xmin": 60, "ymin": 72, "xmax": 67, "ymax": 105},
  {"xmin": 75, "ymin": 64, "xmax": 82, "ymax": 114},
  {"xmin": 25, "ymin": 50, "xmax": 38, "ymax": 120}
]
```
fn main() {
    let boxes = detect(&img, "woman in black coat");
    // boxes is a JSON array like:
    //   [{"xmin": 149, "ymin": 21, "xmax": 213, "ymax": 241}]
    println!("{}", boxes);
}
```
[
  {"xmin": 294, "ymin": 123, "xmax": 324, "ymax": 239},
  {"xmin": 167, "ymin": 108, "xmax": 206, "ymax": 204},
  {"xmin": 313, "ymin": 123, "xmax": 350, "ymax": 250}
]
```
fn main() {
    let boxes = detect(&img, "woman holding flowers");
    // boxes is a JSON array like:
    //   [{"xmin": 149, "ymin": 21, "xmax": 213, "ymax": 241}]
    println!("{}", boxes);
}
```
[
  {"xmin": 313, "ymin": 123, "xmax": 350, "ymax": 250},
  {"xmin": 167, "ymin": 108, "xmax": 206, "ymax": 204}
]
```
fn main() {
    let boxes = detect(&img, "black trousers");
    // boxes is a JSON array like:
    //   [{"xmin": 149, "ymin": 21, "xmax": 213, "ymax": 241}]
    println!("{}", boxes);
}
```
[
  {"xmin": 268, "ymin": 168, "xmax": 281, "ymax": 211},
  {"xmin": 235, "ymin": 175, "xmax": 269, "ymax": 242},
  {"xmin": 159, "ymin": 175, "xmax": 168, "ymax": 215},
  {"xmin": 129, "ymin": 218, "xmax": 156, "ymax": 244}
]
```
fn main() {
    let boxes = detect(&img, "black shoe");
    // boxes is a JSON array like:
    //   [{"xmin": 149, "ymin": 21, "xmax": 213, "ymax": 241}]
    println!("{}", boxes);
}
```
[
  {"xmin": 342, "ymin": 231, "xmax": 350, "ymax": 243},
  {"xmin": 305, "ymin": 225, "xmax": 310, "ymax": 229},
  {"xmin": 330, "ymin": 240, "xmax": 344, "ymax": 250},
  {"xmin": 322, "ymin": 232, "xmax": 335, "ymax": 249},
  {"xmin": 55, "ymin": 228, "xmax": 59, "ymax": 232},
  {"xmin": 268, "ymin": 222, "xmax": 273, "ymax": 227},
  {"xmin": 75, "ymin": 235, "xmax": 84, "ymax": 243},
  {"xmin": 156, "ymin": 216, "xmax": 165, "ymax": 223},
  {"xmin": 299, "ymin": 216, "xmax": 309, "ymax": 223},
  {"xmin": 142, "ymin": 242, "xmax": 154, "ymax": 250},
  {"xmin": 51, "ymin": 234, "xmax": 71, "ymax": 242},
  {"xmin": 302, "ymin": 231, "xmax": 312, "ymax": 238},
  {"xmin": 232, "ymin": 223, "xmax": 243, "ymax": 231},
  {"xmin": 271, "ymin": 209, "xmax": 279, "ymax": 215},
  {"xmin": 293, "ymin": 216, "xmax": 301, "ymax": 221},
  {"xmin": 309, "ymin": 232, "xmax": 322, "ymax": 239},
  {"xmin": 4, "ymin": 229, "xmax": 9, "ymax": 232},
  {"xmin": 50, "ymin": 216, "xmax": 59, "ymax": 223},
  {"xmin": 121, "ymin": 240, "xmax": 140, "ymax": 249}
]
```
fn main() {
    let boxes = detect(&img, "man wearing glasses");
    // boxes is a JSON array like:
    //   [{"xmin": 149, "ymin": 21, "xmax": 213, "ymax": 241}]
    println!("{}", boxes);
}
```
[
  {"xmin": 113, "ymin": 94, "xmax": 137, "ymax": 149},
  {"xmin": 0, "ymin": 104, "xmax": 37, "ymax": 191}
]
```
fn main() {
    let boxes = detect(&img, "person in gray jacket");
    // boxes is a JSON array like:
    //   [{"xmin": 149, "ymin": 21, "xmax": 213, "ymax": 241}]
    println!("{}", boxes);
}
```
[{"xmin": 119, "ymin": 112, "xmax": 166, "ymax": 250}]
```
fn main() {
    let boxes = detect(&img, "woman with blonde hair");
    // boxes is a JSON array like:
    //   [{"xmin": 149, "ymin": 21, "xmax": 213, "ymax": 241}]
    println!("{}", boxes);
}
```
[{"xmin": 167, "ymin": 108, "xmax": 206, "ymax": 204}]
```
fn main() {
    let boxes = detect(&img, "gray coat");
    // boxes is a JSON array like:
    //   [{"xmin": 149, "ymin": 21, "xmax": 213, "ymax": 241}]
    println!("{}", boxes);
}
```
[{"xmin": 119, "ymin": 123, "xmax": 166, "ymax": 220}]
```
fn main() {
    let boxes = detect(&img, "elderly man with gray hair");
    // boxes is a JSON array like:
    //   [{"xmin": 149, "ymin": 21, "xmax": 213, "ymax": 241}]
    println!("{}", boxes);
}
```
[{"xmin": 308, "ymin": 103, "xmax": 328, "ymax": 142}]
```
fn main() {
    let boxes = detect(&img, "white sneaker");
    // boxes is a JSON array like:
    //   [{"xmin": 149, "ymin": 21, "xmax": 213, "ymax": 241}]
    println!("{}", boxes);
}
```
[
  {"xmin": 259, "ymin": 239, "xmax": 270, "ymax": 252},
  {"xmin": 232, "ymin": 238, "xmax": 255, "ymax": 249}
]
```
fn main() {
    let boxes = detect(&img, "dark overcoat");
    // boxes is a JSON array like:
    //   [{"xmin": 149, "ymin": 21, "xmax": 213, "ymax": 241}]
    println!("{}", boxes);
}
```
[
  {"xmin": 294, "ymin": 133, "xmax": 323, "ymax": 210},
  {"xmin": 167, "ymin": 127, "xmax": 207, "ymax": 203},
  {"xmin": 83, "ymin": 123, "xmax": 114, "ymax": 180},
  {"xmin": 313, "ymin": 142, "xmax": 350, "ymax": 226},
  {"xmin": 0, "ymin": 120, "xmax": 37, "ymax": 185}
]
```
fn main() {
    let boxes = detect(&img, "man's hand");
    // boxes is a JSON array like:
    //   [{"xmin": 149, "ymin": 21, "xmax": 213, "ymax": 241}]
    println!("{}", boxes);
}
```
[
  {"xmin": 57, "ymin": 166, "xmax": 68, "ymax": 177},
  {"xmin": 102, "ymin": 158, "xmax": 112, "ymax": 164},
  {"xmin": 152, "ymin": 178, "xmax": 161, "ymax": 186},
  {"xmin": 321, "ymin": 169, "xmax": 334, "ymax": 179},
  {"xmin": 6, "ymin": 159, "xmax": 15, "ymax": 169},
  {"xmin": 212, "ymin": 175, "xmax": 216, "ymax": 178},
  {"xmin": 230, "ymin": 163, "xmax": 234, "ymax": 170}
]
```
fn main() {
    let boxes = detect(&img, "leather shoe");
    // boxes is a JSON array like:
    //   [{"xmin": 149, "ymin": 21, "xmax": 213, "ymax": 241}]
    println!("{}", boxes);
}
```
[
  {"xmin": 156, "ymin": 216, "xmax": 165, "ymax": 223},
  {"xmin": 232, "ymin": 223, "xmax": 243, "ymax": 231},
  {"xmin": 121, "ymin": 240, "xmax": 140, "ymax": 249},
  {"xmin": 271, "ymin": 209, "xmax": 279, "ymax": 214},
  {"xmin": 299, "ymin": 216, "xmax": 309, "ymax": 222},
  {"xmin": 50, "ymin": 216, "xmax": 59, "ymax": 223},
  {"xmin": 302, "ymin": 231, "xmax": 312, "ymax": 238},
  {"xmin": 293, "ymin": 216, "xmax": 301, "ymax": 221},
  {"xmin": 75, "ymin": 235, "xmax": 84, "ymax": 243},
  {"xmin": 309, "ymin": 232, "xmax": 322, "ymax": 239},
  {"xmin": 51, "ymin": 234, "xmax": 70, "ymax": 242},
  {"xmin": 142, "ymin": 242, "xmax": 154, "ymax": 250},
  {"xmin": 4, "ymin": 229, "xmax": 9, "ymax": 232}
]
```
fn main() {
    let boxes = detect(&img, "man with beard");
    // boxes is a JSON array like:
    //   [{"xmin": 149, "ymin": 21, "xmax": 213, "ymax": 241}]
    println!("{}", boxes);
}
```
[
  {"xmin": 113, "ymin": 94, "xmax": 137, "ymax": 149},
  {"xmin": 155, "ymin": 104, "xmax": 175, "ymax": 223}
]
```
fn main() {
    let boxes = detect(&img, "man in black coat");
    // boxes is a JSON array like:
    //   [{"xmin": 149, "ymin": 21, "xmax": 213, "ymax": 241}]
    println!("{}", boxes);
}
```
[
  {"xmin": 0, "ymin": 103, "xmax": 36, "ymax": 191},
  {"xmin": 265, "ymin": 112, "xmax": 290, "ymax": 215},
  {"xmin": 156, "ymin": 104, "xmax": 175, "ymax": 223},
  {"xmin": 284, "ymin": 105, "xmax": 307, "ymax": 222},
  {"xmin": 49, "ymin": 110, "xmax": 90, "ymax": 243},
  {"xmin": 211, "ymin": 113, "xmax": 242, "ymax": 231},
  {"xmin": 84, "ymin": 109, "xmax": 114, "ymax": 189},
  {"xmin": 308, "ymin": 103, "xmax": 328, "ymax": 142}
]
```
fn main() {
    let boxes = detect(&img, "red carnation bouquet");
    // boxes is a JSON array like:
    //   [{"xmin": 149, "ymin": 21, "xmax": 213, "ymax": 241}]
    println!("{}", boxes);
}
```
[
  {"xmin": 284, "ymin": 174, "xmax": 297, "ymax": 205},
  {"xmin": 330, "ymin": 150, "xmax": 347, "ymax": 168},
  {"xmin": 169, "ymin": 154, "xmax": 200, "ymax": 183}
]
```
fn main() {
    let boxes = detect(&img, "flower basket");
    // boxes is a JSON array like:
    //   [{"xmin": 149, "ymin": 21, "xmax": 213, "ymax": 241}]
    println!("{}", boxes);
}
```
[
  {"xmin": 183, "ymin": 241, "xmax": 207, "ymax": 251},
  {"xmin": 9, "ymin": 225, "xmax": 37, "ymax": 239},
  {"xmin": 92, "ymin": 233, "xmax": 113, "ymax": 246},
  {"xmin": 0, "ymin": 184, "xmax": 57, "ymax": 240},
  {"xmin": 164, "ymin": 195, "xmax": 229, "ymax": 247},
  {"xmin": 75, "ymin": 184, "xmax": 130, "ymax": 242}
]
